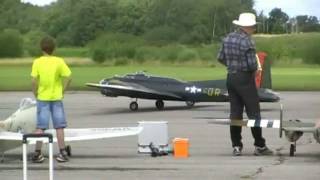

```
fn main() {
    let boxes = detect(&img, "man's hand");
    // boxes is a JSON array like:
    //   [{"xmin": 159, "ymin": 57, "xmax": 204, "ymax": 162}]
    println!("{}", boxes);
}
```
[{"xmin": 255, "ymin": 69, "xmax": 262, "ymax": 76}]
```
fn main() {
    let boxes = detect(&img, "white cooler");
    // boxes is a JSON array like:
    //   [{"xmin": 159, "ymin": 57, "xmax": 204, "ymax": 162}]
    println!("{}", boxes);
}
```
[{"xmin": 138, "ymin": 121, "xmax": 169, "ymax": 153}]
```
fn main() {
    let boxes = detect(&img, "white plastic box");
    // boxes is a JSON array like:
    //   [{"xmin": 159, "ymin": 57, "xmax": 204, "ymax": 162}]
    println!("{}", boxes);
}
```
[{"xmin": 138, "ymin": 121, "xmax": 169, "ymax": 153}]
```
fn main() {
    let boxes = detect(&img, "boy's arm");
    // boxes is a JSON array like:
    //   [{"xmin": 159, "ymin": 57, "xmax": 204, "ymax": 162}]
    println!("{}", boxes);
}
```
[
  {"xmin": 31, "ymin": 77, "xmax": 38, "ymax": 98},
  {"xmin": 63, "ymin": 77, "xmax": 72, "ymax": 94}
]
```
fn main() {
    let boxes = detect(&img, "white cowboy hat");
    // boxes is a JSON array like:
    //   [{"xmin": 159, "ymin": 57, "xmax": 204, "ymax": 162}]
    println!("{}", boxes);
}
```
[{"xmin": 232, "ymin": 13, "xmax": 257, "ymax": 27}]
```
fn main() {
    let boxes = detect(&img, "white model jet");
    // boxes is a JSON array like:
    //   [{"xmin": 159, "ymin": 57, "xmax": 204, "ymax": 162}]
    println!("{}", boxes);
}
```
[
  {"xmin": 207, "ymin": 105, "xmax": 320, "ymax": 156},
  {"xmin": 0, "ymin": 98, "xmax": 143, "ymax": 162}
]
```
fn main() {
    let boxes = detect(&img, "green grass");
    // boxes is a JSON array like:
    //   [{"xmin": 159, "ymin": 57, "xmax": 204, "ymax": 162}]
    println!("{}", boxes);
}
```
[
  {"xmin": 0, "ymin": 66, "xmax": 319, "ymax": 91},
  {"xmin": 271, "ymin": 68, "xmax": 320, "ymax": 91}
]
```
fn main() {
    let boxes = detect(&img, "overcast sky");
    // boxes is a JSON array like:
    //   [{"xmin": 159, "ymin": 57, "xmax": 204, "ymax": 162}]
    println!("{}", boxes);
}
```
[
  {"xmin": 21, "ymin": 0, "xmax": 320, "ymax": 18},
  {"xmin": 254, "ymin": 0, "xmax": 320, "ymax": 18},
  {"xmin": 21, "ymin": 0, "xmax": 56, "ymax": 6}
]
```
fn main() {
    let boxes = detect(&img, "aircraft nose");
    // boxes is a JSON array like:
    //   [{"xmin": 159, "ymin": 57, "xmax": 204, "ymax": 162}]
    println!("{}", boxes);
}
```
[{"xmin": 273, "ymin": 94, "xmax": 281, "ymax": 102}]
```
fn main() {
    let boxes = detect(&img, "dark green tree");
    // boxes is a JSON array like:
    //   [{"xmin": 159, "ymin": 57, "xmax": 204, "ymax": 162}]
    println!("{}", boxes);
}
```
[{"xmin": 268, "ymin": 8, "xmax": 289, "ymax": 34}]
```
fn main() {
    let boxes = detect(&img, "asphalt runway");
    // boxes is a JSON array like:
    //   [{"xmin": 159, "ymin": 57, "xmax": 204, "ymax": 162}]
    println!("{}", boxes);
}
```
[{"xmin": 1, "ymin": 91, "xmax": 320, "ymax": 180}]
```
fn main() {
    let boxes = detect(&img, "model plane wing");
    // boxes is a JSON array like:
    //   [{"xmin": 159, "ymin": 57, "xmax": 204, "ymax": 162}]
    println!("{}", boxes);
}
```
[
  {"xmin": 0, "ymin": 131, "xmax": 23, "ymax": 141},
  {"xmin": 47, "ymin": 127, "xmax": 143, "ymax": 142},
  {"xmin": 86, "ymin": 83, "xmax": 182, "ymax": 99},
  {"xmin": 86, "ymin": 83, "xmax": 134, "ymax": 91},
  {"xmin": 0, "ymin": 127, "xmax": 143, "ymax": 143}
]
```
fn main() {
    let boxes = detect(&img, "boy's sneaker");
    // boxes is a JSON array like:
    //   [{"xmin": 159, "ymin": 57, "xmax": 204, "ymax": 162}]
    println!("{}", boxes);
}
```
[
  {"xmin": 233, "ymin": 146, "xmax": 242, "ymax": 156},
  {"xmin": 32, "ymin": 152, "xmax": 45, "ymax": 163},
  {"xmin": 254, "ymin": 146, "xmax": 273, "ymax": 156},
  {"xmin": 56, "ymin": 152, "xmax": 69, "ymax": 163}
]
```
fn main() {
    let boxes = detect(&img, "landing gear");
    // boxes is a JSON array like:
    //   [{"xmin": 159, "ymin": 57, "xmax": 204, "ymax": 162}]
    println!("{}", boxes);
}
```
[
  {"xmin": 155, "ymin": 100, "xmax": 164, "ymax": 110},
  {"xmin": 290, "ymin": 143, "xmax": 296, "ymax": 156},
  {"xmin": 1, "ymin": 153, "xmax": 4, "ymax": 163},
  {"xmin": 129, "ymin": 101, "xmax": 139, "ymax": 111},
  {"xmin": 65, "ymin": 145, "xmax": 72, "ymax": 157},
  {"xmin": 185, "ymin": 101, "xmax": 195, "ymax": 107}
]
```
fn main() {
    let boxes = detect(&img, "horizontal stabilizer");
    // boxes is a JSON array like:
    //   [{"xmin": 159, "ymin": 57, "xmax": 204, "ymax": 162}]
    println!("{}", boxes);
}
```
[
  {"xmin": 208, "ymin": 118, "xmax": 281, "ymax": 128},
  {"xmin": 209, "ymin": 118, "xmax": 317, "ymax": 133}
]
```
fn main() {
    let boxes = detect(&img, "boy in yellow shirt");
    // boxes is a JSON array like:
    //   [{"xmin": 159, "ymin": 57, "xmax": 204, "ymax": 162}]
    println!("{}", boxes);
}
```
[{"xmin": 31, "ymin": 36, "xmax": 71, "ymax": 163}]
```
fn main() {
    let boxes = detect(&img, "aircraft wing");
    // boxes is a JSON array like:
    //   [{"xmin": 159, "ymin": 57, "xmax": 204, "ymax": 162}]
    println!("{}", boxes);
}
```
[
  {"xmin": 46, "ymin": 127, "xmax": 143, "ymax": 142},
  {"xmin": 0, "ymin": 127, "xmax": 143, "ymax": 143},
  {"xmin": 0, "ymin": 131, "xmax": 23, "ymax": 141},
  {"xmin": 86, "ymin": 83, "xmax": 182, "ymax": 99},
  {"xmin": 86, "ymin": 83, "xmax": 134, "ymax": 91}
]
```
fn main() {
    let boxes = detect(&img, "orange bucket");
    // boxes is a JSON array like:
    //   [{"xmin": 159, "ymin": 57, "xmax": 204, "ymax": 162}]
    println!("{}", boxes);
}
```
[{"xmin": 173, "ymin": 138, "xmax": 189, "ymax": 158}]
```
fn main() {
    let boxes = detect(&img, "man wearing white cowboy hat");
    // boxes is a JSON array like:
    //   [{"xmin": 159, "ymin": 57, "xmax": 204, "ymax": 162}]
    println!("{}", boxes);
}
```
[{"xmin": 217, "ymin": 12, "xmax": 273, "ymax": 156}]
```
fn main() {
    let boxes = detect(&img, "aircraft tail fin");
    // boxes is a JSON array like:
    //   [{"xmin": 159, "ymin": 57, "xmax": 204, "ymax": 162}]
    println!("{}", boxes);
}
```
[{"xmin": 255, "ymin": 52, "xmax": 272, "ymax": 89}]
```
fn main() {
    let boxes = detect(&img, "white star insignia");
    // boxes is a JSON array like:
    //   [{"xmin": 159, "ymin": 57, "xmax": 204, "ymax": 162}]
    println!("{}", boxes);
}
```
[{"xmin": 185, "ymin": 86, "xmax": 201, "ymax": 94}]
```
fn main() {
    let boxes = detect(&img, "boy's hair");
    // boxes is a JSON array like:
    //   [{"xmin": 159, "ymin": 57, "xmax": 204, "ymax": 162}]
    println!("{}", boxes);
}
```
[{"xmin": 40, "ymin": 36, "xmax": 55, "ymax": 55}]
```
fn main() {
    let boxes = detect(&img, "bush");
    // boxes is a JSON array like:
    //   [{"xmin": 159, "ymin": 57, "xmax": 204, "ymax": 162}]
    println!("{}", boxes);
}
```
[
  {"xmin": 89, "ymin": 33, "xmax": 144, "ymax": 63},
  {"xmin": 134, "ymin": 46, "xmax": 160, "ymax": 62},
  {"xmin": 300, "ymin": 35, "xmax": 320, "ymax": 64},
  {"xmin": 177, "ymin": 48, "xmax": 199, "ymax": 62},
  {"xmin": 114, "ymin": 58, "xmax": 129, "ymax": 66},
  {"xmin": 196, "ymin": 44, "xmax": 217, "ymax": 61},
  {"xmin": 24, "ymin": 30, "xmax": 47, "ymax": 57},
  {"xmin": 143, "ymin": 26, "xmax": 180, "ymax": 44},
  {"xmin": 92, "ymin": 47, "xmax": 107, "ymax": 63},
  {"xmin": 179, "ymin": 25, "xmax": 211, "ymax": 44},
  {"xmin": 255, "ymin": 33, "xmax": 320, "ymax": 65},
  {"xmin": 0, "ymin": 29, "xmax": 24, "ymax": 58},
  {"xmin": 158, "ymin": 45, "xmax": 182, "ymax": 63}
]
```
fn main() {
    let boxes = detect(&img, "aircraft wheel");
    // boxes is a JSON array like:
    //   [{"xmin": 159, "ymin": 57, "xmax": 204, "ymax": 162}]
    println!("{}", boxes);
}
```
[
  {"xmin": 65, "ymin": 145, "xmax": 72, "ymax": 157},
  {"xmin": 185, "ymin": 101, "xmax": 195, "ymax": 107},
  {"xmin": 155, "ymin": 100, "xmax": 164, "ymax": 110},
  {"xmin": 130, "ymin": 102, "xmax": 138, "ymax": 111},
  {"xmin": 289, "ymin": 144, "xmax": 295, "ymax": 156}
]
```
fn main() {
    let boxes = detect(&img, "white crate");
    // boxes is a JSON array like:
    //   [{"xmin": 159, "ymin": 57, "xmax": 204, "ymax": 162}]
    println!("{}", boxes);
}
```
[{"xmin": 138, "ymin": 121, "xmax": 169, "ymax": 153}]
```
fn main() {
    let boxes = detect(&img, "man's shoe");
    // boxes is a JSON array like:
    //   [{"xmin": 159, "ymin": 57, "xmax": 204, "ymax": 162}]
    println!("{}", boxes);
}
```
[
  {"xmin": 254, "ymin": 146, "xmax": 273, "ymax": 156},
  {"xmin": 56, "ymin": 152, "xmax": 69, "ymax": 163},
  {"xmin": 32, "ymin": 152, "xmax": 45, "ymax": 163},
  {"xmin": 233, "ymin": 146, "xmax": 242, "ymax": 156}
]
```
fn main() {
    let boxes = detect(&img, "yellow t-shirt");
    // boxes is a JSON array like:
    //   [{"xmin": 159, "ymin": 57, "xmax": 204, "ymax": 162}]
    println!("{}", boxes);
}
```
[{"xmin": 31, "ymin": 55, "xmax": 71, "ymax": 101}]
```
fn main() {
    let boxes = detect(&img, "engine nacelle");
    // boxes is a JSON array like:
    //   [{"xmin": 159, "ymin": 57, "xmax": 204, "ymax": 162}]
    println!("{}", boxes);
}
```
[
  {"xmin": 313, "ymin": 128, "xmax": 320, "ymax": 144},
  {"xmin": 285, "ymin": 130, "xmax": 303, "ymax": 142},
  {"xmin": 100, "ymin": 89, "xmax": 118, "ymax": 97}
]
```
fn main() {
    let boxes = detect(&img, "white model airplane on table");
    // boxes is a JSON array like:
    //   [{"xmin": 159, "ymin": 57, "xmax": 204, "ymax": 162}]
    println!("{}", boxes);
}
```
[
  {"xmin": 0, "ymin": 98, "xmax": 143, "ymax": 162},
  {"xmin": 208, "ymin": 105, "xmax": 319, "ymax": 156}
]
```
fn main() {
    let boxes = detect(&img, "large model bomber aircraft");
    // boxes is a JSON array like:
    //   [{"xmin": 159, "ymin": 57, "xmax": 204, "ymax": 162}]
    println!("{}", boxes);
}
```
[{"xmin": 86, "ymin": 71, "xmax": 280, "ymax": 111}]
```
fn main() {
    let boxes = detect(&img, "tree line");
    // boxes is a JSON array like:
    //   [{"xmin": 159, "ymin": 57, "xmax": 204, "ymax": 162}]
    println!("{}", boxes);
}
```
[
  {"xmin": 257, "ymin": 8, "xmax": 320, "ymax": 34},
  {"xmin": 0, "ymin": 0, "xmax": 319, "ymax": 48}
]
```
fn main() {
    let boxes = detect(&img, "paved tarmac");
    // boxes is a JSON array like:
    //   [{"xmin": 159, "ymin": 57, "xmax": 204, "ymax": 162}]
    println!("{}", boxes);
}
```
[{"xmin": 0, "ymin": 91, "xmax": 320, "ymax": 180}]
